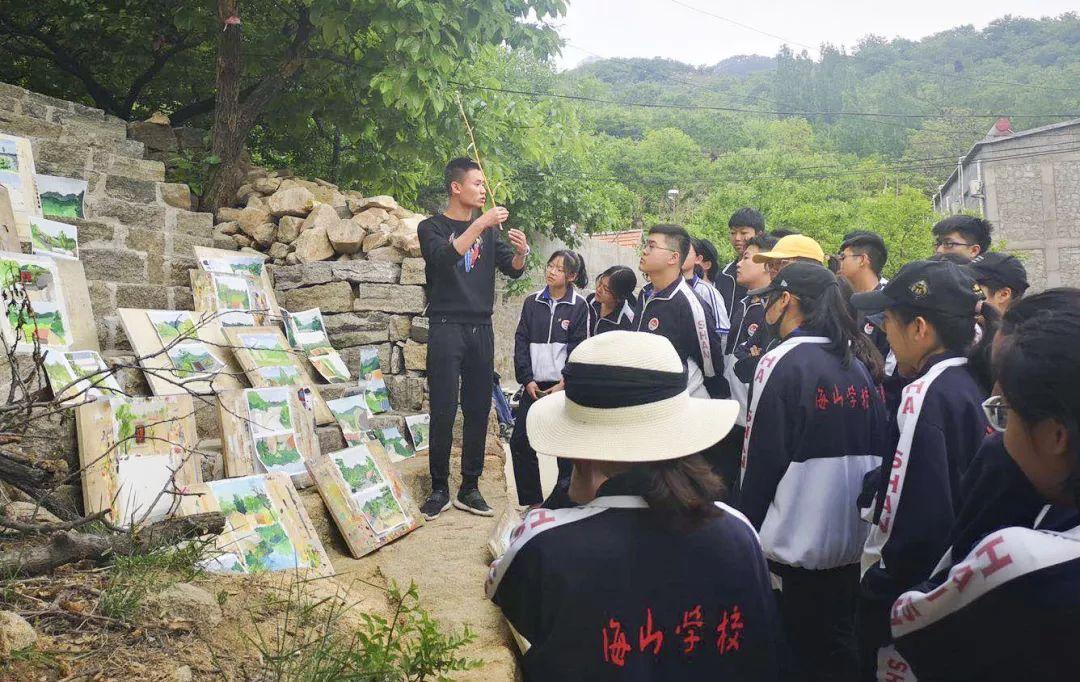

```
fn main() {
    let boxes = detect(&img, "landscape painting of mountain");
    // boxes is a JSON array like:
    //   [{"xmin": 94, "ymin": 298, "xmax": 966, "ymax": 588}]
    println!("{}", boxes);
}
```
[
  {"xmin": 35, "ymin": 174, "xmax": 86, "ymax": 219},
  {"xmin": 29, "ymin": 216, "xmax": 78, "ymax": 259}
]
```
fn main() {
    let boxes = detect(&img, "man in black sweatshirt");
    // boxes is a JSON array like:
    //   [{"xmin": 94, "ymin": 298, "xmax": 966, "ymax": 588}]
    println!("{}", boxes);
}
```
[{"xmin": 417, "ymin": 158, "xmax": 528, "ymax": 520}]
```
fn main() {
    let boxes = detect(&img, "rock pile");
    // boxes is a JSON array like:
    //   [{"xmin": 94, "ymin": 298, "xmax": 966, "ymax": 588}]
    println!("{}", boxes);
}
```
[{"xmin": 210, "ymin": 168, "xmax": 425, "ymax": 268}]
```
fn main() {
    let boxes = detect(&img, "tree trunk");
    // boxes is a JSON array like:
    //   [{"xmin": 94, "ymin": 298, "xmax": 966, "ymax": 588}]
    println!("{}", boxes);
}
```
[
  {"xmin": 0, "ymin": 512, "xmax": 225, "ymax": 577},
  {"xmin": 199, "ymin": 7, "xmax": 313, "ymax": 213}
]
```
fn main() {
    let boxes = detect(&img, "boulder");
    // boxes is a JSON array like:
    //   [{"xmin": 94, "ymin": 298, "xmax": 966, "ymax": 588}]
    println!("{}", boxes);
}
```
[
  {"xmin": 280, "ymin": 178, "xmax": 337, "ymax": 205},
  {"xmin": 300, "ymin": 202, "xmax": 340, "ymax": 233},
  {"xmin": 235, "ymin": 183, "xmax": 258, "ymax": 204},
  {"xmin": 0, "ymin": 611, "xmax": 36, "ymax": 656},
  {"xmin": 388, "ymin": 315, "xmax": 412, "ymax": 342},
  {"xmin": 399, "ymin": 257, "xmax": 426, "ymax": 285},
  {"xmin": 292, "ymin": 225, "xmax": 335, "ymax": 263},
  {"xmin": 269, "ymin": 261, "xmax": 334, "ymax": 290},
  {"xmin": 346, "ymin": 195, "xmax": 367, "ymax": 215},
  {"xmin": 247, "ymin": 222, "xmax": 276, "ymax": 249},
  {"xmin": 285, "ymin": 252, "xmax": 299, "ymax": 265},
  {"xmin": 278, "ymin": 281, "xmax": 353, "ymax": 314},
  {"xmin": 403, "ymin": 339, "xmax": 427, "ymax": 371},
  {"xmin": 235, "ymin": 206, "xmax": 271, "ymax": 237},
  {"xmin": 267, "ymin": 186, "xmax": 315, "ymax": 218},
  {"xmin": 358, "ymin": 195, "xmax": 398, "ymax": 212},
  {"xmin": 327, "ymin": 217, "xmax": 365, "ymax": 255},
  {"xmin": 385, "ymin": 375, "xmax": 424, "ymax": 411},
  {"xmin": 216, "ymin": 207, "xmax": 244, "ymax": 224},
  {"xmin": 244, "ymin": 167, "xmax": 270, "ymax": 182},
  {"xmin": 366, "ymin": 246, "xmax": 405, "ymax": 263},
  {"xmin": 353, "ymin": 207, "xmax": 390, "ymax": 230},
  {"xmin": 391, "ymin": 206, "xmax": 412, "ymax": 219},
  {"xmin": 276, "ymin": 215, "xmax": 303, "ymax": 244},
  {"xmin": 268, "ymin": 241, "xmax": 290, "ymax": 260},
  {"xmin": 253, "ymin": 176, "xmax": 282, "ymax": 194},
  {"xmin": 160, "ymin": 183, "xmax": 194, "ymax": 210},
  {"xmin": 246, "ymin": 194, "xmax": 269, "ymax": 210},
  {"xmin": 362, "ymin": 230, "xmax": 391, "ymax": 252},
  {"xmin": 217, "ymin": 220, "xmax": 240, "ymax": 236},
  {"xmin": 232, "ymin": 233, "xmax": 253, "ymax": 248}
]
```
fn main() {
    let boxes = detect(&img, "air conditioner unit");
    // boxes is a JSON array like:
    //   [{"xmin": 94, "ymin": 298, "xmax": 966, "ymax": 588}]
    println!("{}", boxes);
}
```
[{"xmin": 968, "ymin": 179, "xmax": 983, "ymax": 197}]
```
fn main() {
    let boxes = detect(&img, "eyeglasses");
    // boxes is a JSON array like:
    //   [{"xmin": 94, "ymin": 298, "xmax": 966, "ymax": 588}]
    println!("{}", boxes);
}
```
[
  {"xmin": 935, "ymin": 238, "xmax": 973, "ymax": 249},
  {"xmin": 643, "ymin": 241, "xmax": 679, "ymax": 254},
  {"xmin": 982, "ymin": 395, "xmax": 1009, "ymax": 433},
  {"xmin": 835, "ymin": 253, "xmax": 864, "ymax": 262},
  {"xmin": 546, "ymin": 264, "xmax": 566, "ymax": 274}
]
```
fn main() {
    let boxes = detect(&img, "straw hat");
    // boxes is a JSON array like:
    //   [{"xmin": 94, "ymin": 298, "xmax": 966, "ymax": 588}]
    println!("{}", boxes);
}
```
[
  {"xmin": 526, "ymin": 331, "xmax": 738, "ymax": 462},
  {"xmin": 752, "ymin": 234, "xmax": 826, "ymax": 265}
]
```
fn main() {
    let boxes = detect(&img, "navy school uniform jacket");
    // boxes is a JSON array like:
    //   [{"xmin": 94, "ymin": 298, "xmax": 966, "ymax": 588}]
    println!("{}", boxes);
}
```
[
  {"xmin": 891, "ymin": 521, "xmax": 1080, "ymax": 681},
  {"xmin": 859, "ymin": 353, "xmax": 990, "ymax": 633},
  {"xmin": 716, "ymin": 260, "xmax": 745, "ymax": 324},
  {"xmin": 487, "ymin": 473, "xmax": 782, "ymax": 681},
  {"xmin": 688, "ymin": 274, "xmax": 731, "ymax": 338},
  {"xmin": 588, "ymin": 298, "xmax": 636, "ymax": 335},
  {"xmin": 724, "ymin": 295, "xmax": 766, "ymax": 426},
  {"xmin": 417, "ymin": 214, "xmax": 525, "ymax": 323},
  {"xmin": 634, "ymin": 277, "xmax": 728, "ymax": 398},
  {"xmin": 734, "ymin": 332, "xmax": 888, "ymax": 572},
  {"xmin": 514, "ymin": 286, "xmax": 590, "ymax": 386}
]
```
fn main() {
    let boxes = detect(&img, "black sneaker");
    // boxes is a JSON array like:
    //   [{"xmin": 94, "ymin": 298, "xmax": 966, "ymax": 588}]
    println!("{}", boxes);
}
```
[
  {"xmin": 420, "ymin": 489, "xmax": 451, "ymax": 521},
  {"xmin": 454, "ymin": 488, "xmax": 495, "ymax": 517}
]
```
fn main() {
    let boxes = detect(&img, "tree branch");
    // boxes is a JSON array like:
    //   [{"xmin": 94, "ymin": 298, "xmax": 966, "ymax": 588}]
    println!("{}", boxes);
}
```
[{"xmin": 121, "ymin": 35, "xmax": 199, "ymax": 118}]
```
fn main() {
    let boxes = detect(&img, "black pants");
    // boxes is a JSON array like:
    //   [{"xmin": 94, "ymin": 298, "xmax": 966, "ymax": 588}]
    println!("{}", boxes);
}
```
[
  {"xmin": 775, "ymin": 563, "xmax": 860, "ymax": 682},
  {"xmin": 509, "ymin": 381, "xmax": 573, "ymax": 505},
  {"xmin": 426, "ymin": 320, "xmax": 494, "ymax": 492}
]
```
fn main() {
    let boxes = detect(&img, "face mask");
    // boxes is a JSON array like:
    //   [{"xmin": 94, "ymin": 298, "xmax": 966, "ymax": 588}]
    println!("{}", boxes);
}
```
[{"xmin": 765, "ymin": 293, "xmax": 787, "ymax": 338}]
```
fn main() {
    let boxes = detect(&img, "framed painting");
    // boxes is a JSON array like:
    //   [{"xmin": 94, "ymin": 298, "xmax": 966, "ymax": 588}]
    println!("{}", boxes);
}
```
[
  {"xmin": 117, "ymin": 308, "xmax": 243, "ymax": 396},
  {"xmin": 306, "ymin": 439, "xmax": 422, "ymax": 558},
  {"xmin": 222, "ymin": 325, "xmax": 332, "ymax": 424},
  {"xmin": 75, "ymin": 394, "xmax": 201, "ymax": 526}
]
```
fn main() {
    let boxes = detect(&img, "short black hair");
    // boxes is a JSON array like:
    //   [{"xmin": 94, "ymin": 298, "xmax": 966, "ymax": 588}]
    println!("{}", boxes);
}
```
[
  {"xmin": 840, "ymin": 230, "xmax": 888, "ymax": 276},
  {"xmin": 746, "ymin": 234, "xmax": 778, "ymax": 252},
  {"xmin": 444, "ymin": 157, "xmax": 480, "ymax": 195},
  {"xmin": 728, "ymin": 207, "xmax": 765, "ymax": 233},
  {"xmin": 648, "ymin": 223, "xmax": 691, "ymax": 263},
  {"xmin": 769, "ymin": 228, "xmax": 797, "ymax": 239},
  {"xmin": 932, "ymin": 215, "xmax": 993, "ymax": 253},
  {"xmin": 929, "ymin": 252, "xmax": 973, "ymax": 265}
]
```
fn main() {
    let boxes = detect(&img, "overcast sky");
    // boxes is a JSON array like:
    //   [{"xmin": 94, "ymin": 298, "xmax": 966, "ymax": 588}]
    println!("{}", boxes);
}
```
[{"xmin": 553, "ymin": 0, "xmax": 1077, "ymax": 70}]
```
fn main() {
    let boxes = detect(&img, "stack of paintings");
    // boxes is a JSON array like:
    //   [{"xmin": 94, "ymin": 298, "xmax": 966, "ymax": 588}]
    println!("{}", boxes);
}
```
[
  {"xmin": 76, "ymin": 394, "xmax": 201, "ymax": 527},
  {"xmin": 358, "ymin": 347, "xmax": 391, "ymax": 413},
  {"xmin": 180, "ymin": 473, "xmax": 333, "ymax": 576},
  {"xmin": 43, "ymin": 349, "xmax": 122, "ymax": 405},
  {"xmin": 217, "ymin": 386, "xmax": 320, "ymax": 487},
  {"xmin": 306, "ymin": 441, "xmax": 422, "ymax": 558},
  {"xmin": 0, "ymin": 252, "xmax": 72, "ymax": 352},
  {"xmin": 283, "ymin": 308, "xmax": 350, "ymax": 383},
  {"xmin": 193, "ymin": 246, "xmax": 280, "ymax": 323}
]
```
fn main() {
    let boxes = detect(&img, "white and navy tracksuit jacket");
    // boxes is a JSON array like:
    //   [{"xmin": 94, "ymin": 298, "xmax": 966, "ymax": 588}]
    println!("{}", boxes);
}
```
[
  {"xmin": 716, "ymin": 260, "xmax": 745, "ymax": 324},
  {"xmin": 514, "ymin": 287, "xmax": 590, "ymax": 386},
  {"xmin": 487, "ymin": 473, "xmax": 783, "ymax": 680},
  {"xmin": 734, "ymin": 332, "xmax": 888, "ymax": 573},
  {"xmin": 724, "ymin": 295, "xmax": 766, "ymax": 426},
  {"xmin": 587, "ymin": 298, "xmax": 636, "ymax": 335},
  {"xmin": 635, "ymin": 278, "xmax": 727, "ymax": 398},
  {"xmin": 688, "ymin": 274, "xmax": 731, "ymax": 342}
]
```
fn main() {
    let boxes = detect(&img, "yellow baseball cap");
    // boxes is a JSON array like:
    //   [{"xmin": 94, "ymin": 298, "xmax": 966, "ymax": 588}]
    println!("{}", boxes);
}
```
[{"xmin": 752, "ymin": 234, "xmax": 826, "ymax": 265}]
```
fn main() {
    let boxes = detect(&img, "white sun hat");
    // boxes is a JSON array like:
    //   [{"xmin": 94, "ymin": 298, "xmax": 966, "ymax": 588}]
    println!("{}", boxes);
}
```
[{"xmin": 526, "ymin": 331, "xmax": 738, "ymax": 462}]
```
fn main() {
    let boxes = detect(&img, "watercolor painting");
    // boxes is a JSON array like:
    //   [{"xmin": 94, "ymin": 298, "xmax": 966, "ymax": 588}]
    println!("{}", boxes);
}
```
[
  {"xmin": 0, "ymin": 256, "xmax": 70, "ymax": 349},
  {"xmin": 358, "ymin": 347, "xmax": 390, "ymax": 413},
  {"xmin": 200, "ymin": 255, "xmax": 264, "ymax": 278},
  {"xmin": 35, "ymin": 174, "xmax": 87, "ymax": 219},
  {"xmin": 326, "ymin": 394, "xmax": 371, "ymax": 445},
  {"xmin": 256, "ymin": 365, "xmax": 302, "ymax": 387},
  {"xmin": 211, "ymin": 273, "xmax": 256, "ymax": 326},
  {"xmin": 405, "ymin": 414, "xmax": 430, "ymax": 452},
  {"xmin": 210, "ymin": 477, "xmax": 316, "ymax": 573},
  {"xmin": 354, "ymin": 484, "xmax": 409, "ymax": 536},
  {"xmin": 253, "ymin": 433, "xmax": 305, "ymax": 477},
  {"xmin": 29, "ymin": 216, "xmax": 78, "ymax": 259},
  {"xmin": 238, "ymin": 332, "xmax": 292, "ymax": 368},
  {"xmin": 146, "ymin": 310, "xmax": 198, "ymax": 344},
  {"xmin": 44, "ymin": 349, "xmax": 122, "ymax": 404},
  {"xmin": 283, "ymin": 308, "xmax": 328, "ymax": 350},
  {"xmin": 0, "ymin": 139, "xmax": 17, "ymax": 172},
  {"xmin": 375, "ymin": 426, "xmax": 414, "ymax": 462},
  {"xmin": 245, "ymin": 387, "xmax": 293, "ymax": 436},
  {"xmin": 110, "ymin": 396, "xmax": 188, "ymax": 459},
  {"xmin": 166, "ymin": 341, "xmax": 225, "ymax": 379},
  {"xmin": 308, "ymin": 350, "xmax": 350, "ymax": 383},
  {"xmin": 333, "ymin": 444, "xmax": 388, "ymax": 493},
  {"xmin": 358, "ymin": 347, "xmax": 381, "ymax": 380}
]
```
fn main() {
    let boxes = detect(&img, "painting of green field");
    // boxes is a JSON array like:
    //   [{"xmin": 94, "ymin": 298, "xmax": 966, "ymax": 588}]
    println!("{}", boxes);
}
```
[
  {"xmin": 326, "ymin": 395, "xmax": 370, "ymax": 444},
  {"xmin": 35, "ymin": 174, "xmax": 86, "ymax": 219},
  {"xmin": 6, "ymin": 300, "xmax": 68, "ymax": 347},
  {"xmin": 0, "ymin": 140, "xmax": 18, "ymax": 172},
  {"xmin": 364, "ymin": 380, "xmax": 391, "ymax": 414},
  {"xmin": 254, "ymin": 433, "xmax": 305, "ymax": 476},
  {"xmin": 333, "ymin": 444, "xmax": 388, "ymax": 493},
  {"xmin": 211, "ymin": 477, "xmax": 312, "ymax": 572},
  {"xmin": 238, "ymin": 332, "xmax": 292, "ymax": 367},
  {"xmin": 405, "ymin": 414, "xmax": 430, "ymax": 452},
  {"xmin": 146, "ymin": 311, "xmax": 197, "ymax": 343},
  {"xmin": 358, "ymin": 347, "xmax": 381, "ymax": 380},
  {"xmin": 213, "ymin": 274, "xmax": 252, "ymax": 310},
  {"xmin": 30, "ymin": 217, "xmax": 78, "ymax": 260},
  {"xmin": 256, "ymin": 365, "xmax": 301, "ymax": 387},
  {"xmin": 167, "ymin": 342, "xmax": 224, "ymax": 378},
  {"xmin": 354, "ymin": 485, "xmax": 408, "ymax": 536},
  {"xmin": 245, "ymin": 387, "xmax": 293, "ymax": 436},
  {"xmin": 375, "ymin": 426, "xmax": 413, "ymax": 462},
  {"xmin": 309, "ymin": 352, "xmax": 349, "ymax": 383}
]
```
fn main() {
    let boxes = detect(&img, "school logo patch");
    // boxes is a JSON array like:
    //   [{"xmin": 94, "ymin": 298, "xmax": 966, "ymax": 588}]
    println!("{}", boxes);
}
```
[
  {"xmin": 561, "ymin": 319, "xmax": 570, "ymax": 330},
  {"xmin": 648, "ymin": 317, "xmax": 659, "ymax": 331},
  {"xmin": 864, "ymin": 322, "xmax": 874, "ymax": 335},
  {"xmin": 747, "ymin": 323, "xmax": 759, "ymax": 336},
  {"xmin": 909, "ymin": 280, "xmax": 929, "ymax": 299}
]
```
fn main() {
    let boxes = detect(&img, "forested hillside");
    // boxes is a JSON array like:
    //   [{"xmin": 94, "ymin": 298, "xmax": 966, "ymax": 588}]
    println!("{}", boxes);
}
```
[{"xmin": 4, "ymin": 6, "xmax": 1077, "ymax": 269}]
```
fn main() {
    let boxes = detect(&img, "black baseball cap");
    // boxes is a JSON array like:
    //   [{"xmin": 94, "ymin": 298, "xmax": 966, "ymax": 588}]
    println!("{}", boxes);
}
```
[
  {"xmin": 748, "ymin": 261, "xmax": 837, "ymax": 299},
  {"xmin": 851, "ymin": 259, "xmax": 981, "ymax": 316},
  {"xmin": 965, "ymin": 252, "xmax": 1029, "ymax": 295}
]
